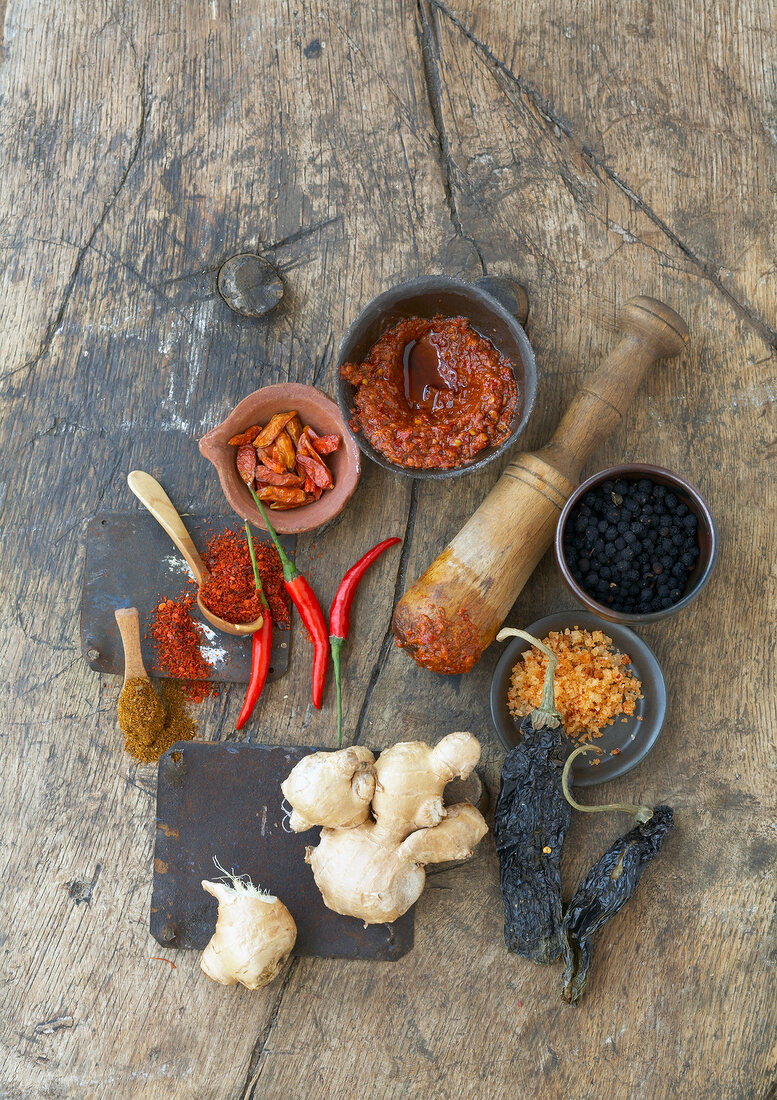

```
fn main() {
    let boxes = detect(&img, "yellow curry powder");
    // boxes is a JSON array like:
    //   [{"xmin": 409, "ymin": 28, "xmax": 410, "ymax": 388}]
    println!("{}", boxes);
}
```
[{"xmin": 118, "ymin": 677, "xmax": 197, "ymax": 764}]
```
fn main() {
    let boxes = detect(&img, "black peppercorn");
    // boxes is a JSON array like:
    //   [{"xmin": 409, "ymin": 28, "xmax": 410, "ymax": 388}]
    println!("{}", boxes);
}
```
[{"xmin": 565, "ymin": 476, "xmax": 699, "ymax": 614}]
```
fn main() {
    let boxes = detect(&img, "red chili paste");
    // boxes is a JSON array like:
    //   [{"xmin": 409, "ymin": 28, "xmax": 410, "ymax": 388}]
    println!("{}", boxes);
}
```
[
  {"xmin": 392, "ymin": 603, "xmax": 482, "ymax": 674},
  {"xmin": 341, "ymin": 315, "xmax": 518, "ymax": 469}
]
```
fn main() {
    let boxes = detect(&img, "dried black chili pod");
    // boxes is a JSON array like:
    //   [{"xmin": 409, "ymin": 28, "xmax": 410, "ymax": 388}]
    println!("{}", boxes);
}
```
[
  {"xmin": 559, "ymin": 746, "xmax": 674, "ymax": 1005},
  {"xmin": 494, "ymin": 629, "xmax": 572, "ymax": 964}
]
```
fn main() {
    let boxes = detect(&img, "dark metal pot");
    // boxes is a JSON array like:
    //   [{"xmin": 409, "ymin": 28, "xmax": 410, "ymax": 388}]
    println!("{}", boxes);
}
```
[
  {"xmin": 335, "ymin": 275, "xmax": 537, "ymax": 480},
  {"xmin": 555, "ymin": 462, "xmax": 718, "ymax": 623}
]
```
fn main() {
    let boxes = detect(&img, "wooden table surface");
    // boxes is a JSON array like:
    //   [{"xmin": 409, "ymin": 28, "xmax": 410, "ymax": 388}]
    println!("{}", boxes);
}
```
[{"xmin": 1, "ymin": 1, "xmax": 775, "ymax": 1097}]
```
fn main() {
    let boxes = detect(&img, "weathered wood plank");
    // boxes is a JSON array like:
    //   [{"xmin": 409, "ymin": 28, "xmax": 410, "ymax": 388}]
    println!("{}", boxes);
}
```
[
  {"xmin": 255, "ymin": 3, "xmax": 777, "ymax": 1099},
  {"xmin": 0, "ymin": 0, "xmax": 774, "ymax": 1097},
  {"xmin": 0, "ymin": 0, "xmax": 451, "ymax": 1094}
]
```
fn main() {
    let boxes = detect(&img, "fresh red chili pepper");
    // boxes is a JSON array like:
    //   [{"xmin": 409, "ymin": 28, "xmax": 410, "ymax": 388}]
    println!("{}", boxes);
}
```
[
  {"xmin": 329, "ymin": 537, "xmax": 401, "ymax": 746},
  {"xmin": 248, "ymin": 486, "xmax": 330, "ymax": 709},
  {"xmin": 235, "ymin": 522, "xmax": 273, "ymax": 730}
]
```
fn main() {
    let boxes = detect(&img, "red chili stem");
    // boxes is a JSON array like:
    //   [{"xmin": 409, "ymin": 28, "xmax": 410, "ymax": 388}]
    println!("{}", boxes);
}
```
[
  {"xmin": 247, "ymin": 485, "xmax": 300, "ymax": 583},
  {"xmin": 330, "ymin": 636, "xmax": 344, "ymax": 748},
  {"xmin": 248, "ymin": 488, "xmax": 329, "ymax": 709},
  {"xmin": 329, "ymin": 537, "xmax": 401, "ymax": 746},
  {"xmin": 235, "ymin": 522, "xmax": 272, "ymax": 730}
]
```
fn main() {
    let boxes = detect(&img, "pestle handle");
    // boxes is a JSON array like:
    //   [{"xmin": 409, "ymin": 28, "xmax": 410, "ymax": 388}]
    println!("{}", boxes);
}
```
[
  {"xmin": 537, "ymin": 297, "xmax": 689, "ymax": 484},
  {"xmin": 114, "ymin": 607, "xmax": 148, "ymax": 684}
]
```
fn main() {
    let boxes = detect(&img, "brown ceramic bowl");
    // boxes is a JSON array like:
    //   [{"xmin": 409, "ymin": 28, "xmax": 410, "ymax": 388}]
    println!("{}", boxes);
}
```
[
  {"xmin": 555, "ymin": 463, "xmax": 718, "ymax": 623},
  {"xmin": 199, "ymin": 383, "xmax": 361, "ymax": 534}
]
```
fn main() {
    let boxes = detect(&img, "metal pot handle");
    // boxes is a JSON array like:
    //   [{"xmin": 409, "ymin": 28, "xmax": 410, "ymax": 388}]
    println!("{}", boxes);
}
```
[{"xmin": 473, "ymin": 276, "xmax": 529, "ymax": 327}]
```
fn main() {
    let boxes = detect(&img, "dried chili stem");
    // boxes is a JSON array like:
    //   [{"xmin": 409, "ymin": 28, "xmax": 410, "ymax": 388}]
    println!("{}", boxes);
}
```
[
  {"xmin": 561, "ymin": 746, "xmax": 654, "ymax": 822},
  {"xmin": 497, "ymin": 628, "xmax": 561, "ymax": 730}
]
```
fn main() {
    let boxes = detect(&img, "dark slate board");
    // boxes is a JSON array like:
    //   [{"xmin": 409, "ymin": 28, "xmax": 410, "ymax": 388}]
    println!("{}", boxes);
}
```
[
  {"xmin": 80, "ymin": 512, "xmax": 295, "ymax": 684},
  {"xmin": 151, "ymin": 742, "xmax": 414, "ymax": 960}
]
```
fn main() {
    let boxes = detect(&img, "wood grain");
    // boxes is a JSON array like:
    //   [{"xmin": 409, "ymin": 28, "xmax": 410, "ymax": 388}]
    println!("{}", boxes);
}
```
[{"xmin": 0, "ymin": 0, "xmax": 774, "ymax": 1097}]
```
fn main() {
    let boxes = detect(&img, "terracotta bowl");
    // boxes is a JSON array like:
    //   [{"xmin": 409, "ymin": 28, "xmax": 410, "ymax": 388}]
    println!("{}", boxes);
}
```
[
  {"xmin": 199, "ymin": 383, "xmax": 361, "ymax": 534},
  {"xmin": 554, "ymin": 463, "xmax": 718, "ymax": 623}
]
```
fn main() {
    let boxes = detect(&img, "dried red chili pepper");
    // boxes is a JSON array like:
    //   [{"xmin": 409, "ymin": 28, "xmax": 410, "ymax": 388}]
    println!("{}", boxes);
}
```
[
  {"xmin": 253, "ymin": 411, "xmax": 298, "ymax": 448},
  {"xmin": 255, "ymin": 445, "xmax": 286, "ymax": 475},
  {"xmin": 286, "ymin": 415, "xmax": 304, "ymax": 445},
  {"xmin": 236, "ymin": 444, "xmax": 257, "ymax": 485},
  {"xmin": 235, "ymin": 522, "xmax": 273, "ymax": 730},
  {"xmin": 311, "ymin": 434, "xmax": 341, "ymax": 456},
  {"xmin": 258, "ymin": 485, "xmax": 308, "ymax": 507},
  {"xmin": 228, "ymin": 425, "xmax": 262, "ymax": 446},
  {"xmin": 329, "ymin": 537, "xmax": 401, "ymax": 746},
  {"xmin": 248, "ymin": 486, "xmax": 329, "ymax": 709},
  {"xmin": 274, "ymin": 429, "xmax": 297, "ymax": 469},
  {"xmin": 296, "ymin": 433, "xmax": 334, "ymax": 489},
  {"xmin": 234, "ymin": 413, "xmax": 338, "ymax": 511},
  {"xmin": 255, "ymin": 468, "xmax": 305, "ymax": 488}
]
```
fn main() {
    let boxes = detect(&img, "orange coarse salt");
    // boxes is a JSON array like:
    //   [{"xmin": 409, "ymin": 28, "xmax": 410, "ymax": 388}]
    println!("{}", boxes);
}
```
[{"xmin": 507, "ymin": 628, "xmax": 643, "ymax": 741}]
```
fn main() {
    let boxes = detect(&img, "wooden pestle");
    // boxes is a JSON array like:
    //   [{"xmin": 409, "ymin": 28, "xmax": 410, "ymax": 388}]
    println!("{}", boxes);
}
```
[{"xmin": 391, "ymin": 297, "xmax": 690, "ymax": 674}]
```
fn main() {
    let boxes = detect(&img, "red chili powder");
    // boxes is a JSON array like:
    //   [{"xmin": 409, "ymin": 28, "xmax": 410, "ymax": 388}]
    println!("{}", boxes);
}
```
[
  {"xmin": 148, "ymin": 594, "xmax": 218, "ymax": 703},
  {"xmin": 199, "ymin": 529, "xmax": 290, "ymax": 627}
]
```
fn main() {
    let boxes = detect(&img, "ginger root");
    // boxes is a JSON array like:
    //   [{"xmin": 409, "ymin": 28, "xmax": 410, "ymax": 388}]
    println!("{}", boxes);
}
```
[
  {"xmin": 281, "ymin": 745, "xmax": 376, "ymax": 832},
  {"xmin": 201, "ymin": 873, "xmax": 296, "ymax": 990},
  {"xmin": 282, "ymin": 732, "xmax": 488, "ymax": 924}
]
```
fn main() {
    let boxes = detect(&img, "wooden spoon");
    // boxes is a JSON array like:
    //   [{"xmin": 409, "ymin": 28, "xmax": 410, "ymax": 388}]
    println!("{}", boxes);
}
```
[
  {"xmin": 114, "ymin": 606, "xmax": 150, "ymax": 684},
  {"xmin": 127, "ymin": 470, "xmax": 263, "ymax": 637},
  {"xmin": 114, "ymin": 606, "xmax": 166, "ymax": 740}
]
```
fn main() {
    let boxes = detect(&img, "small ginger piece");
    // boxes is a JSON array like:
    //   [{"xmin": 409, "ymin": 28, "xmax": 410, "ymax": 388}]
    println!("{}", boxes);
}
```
[
  {"xmin": 200, "ymin": 873, "xmax": 296, "ymax": 990},
  {"xmin": 281, "ymin": 746, "xmax": 376, "ymax": 832},
  {"xmin": 283, "ymin": 732, "xmax": 488, "ymax": 925}
]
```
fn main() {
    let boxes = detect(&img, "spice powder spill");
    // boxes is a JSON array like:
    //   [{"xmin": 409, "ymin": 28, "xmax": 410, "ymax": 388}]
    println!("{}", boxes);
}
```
[
  {"xmin": 118, "ymin": 677, "xmax": 166, "ymax": 753},
  {"xmin": 120, "ymin": 678, "xmax": 198, "ymax": 764},
  {"xmin": 148, "ymin": 594, "xmax": 217, "ymax": 703},
  {"xmin": 507, "ymin": 628, "xmax": 642, "ymax": 741}
]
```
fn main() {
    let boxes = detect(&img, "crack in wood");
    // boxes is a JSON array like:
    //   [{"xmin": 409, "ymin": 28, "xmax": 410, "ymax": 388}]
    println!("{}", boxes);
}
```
[
  {"xmin": 33, "ymin": 1015, "xmax": 74, "ymax": 1035},
  {"xmin": 240, "ymin": 957, "xmax": 300, "ymax": 1100},
  {"xmin": 415, "ymin": 0, "xmax": 483, "ymax": 268},
  {"xmin": 430, "ymin": 0, "xmax": 777, "ymax": 352},
  {"xmin": 0, "ymin": 56, "xmax": 151, "ymax": 387},
  {"xmin": 353, "ymin": 478, "xmax": 419, "ymax": 746},
  {"xmin": 264, "ymin": 215, "xmax": 343, "ymax": 254}
]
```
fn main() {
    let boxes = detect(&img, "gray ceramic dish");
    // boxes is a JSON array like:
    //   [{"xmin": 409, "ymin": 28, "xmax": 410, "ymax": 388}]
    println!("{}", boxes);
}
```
[
  {"xmin": 490, "ymin": 611, "xmax": 666, "ymax": 786},
  {"xmin": 335, "ymin": 275, "xmax": 537, "ymax": 479}
]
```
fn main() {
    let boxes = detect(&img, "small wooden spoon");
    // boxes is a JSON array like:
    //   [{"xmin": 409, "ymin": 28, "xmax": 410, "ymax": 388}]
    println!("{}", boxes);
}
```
[
  {"xmin": 115, "ymin": 606, "xmax": 151, "ymax": 684},
  {"xmin": 127, "ymin": 470, "xmax": 263, "ymax": 637},
  {"xmin": 114, "ymin": 606, "xmax": 166, "ymax": 739}
]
